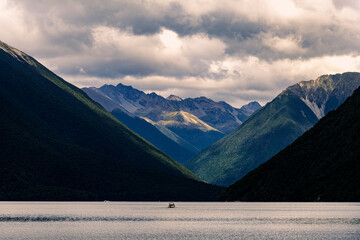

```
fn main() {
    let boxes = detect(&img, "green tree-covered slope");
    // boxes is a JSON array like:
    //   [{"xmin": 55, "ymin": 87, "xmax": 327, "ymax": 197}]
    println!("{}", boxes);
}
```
[
  {"xmin": 0, "ymin": 41, "xmax": 222, "ymax": 200},
  {"xmin": 220, "ymin": 86, "xmax": 360, "ymax": 202},
  {"xmin": 185, "ymin": 73, "xmax": 360, "ymax": 186}
]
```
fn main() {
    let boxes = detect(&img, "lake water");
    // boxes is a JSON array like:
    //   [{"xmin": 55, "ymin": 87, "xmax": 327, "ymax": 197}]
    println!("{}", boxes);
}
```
[{"xmin": 0, "ymin": 202, "xmax": 359, "ymax": 239}]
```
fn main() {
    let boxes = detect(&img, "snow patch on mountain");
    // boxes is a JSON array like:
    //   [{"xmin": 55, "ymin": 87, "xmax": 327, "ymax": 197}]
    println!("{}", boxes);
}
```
[{"xmin": 300, "ymin": 97, "xmax": 326, "ymax": 119}]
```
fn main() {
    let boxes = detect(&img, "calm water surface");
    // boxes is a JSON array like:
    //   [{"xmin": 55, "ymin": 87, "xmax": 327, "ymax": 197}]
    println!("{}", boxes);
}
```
[{"xmin": 0, "ymin": 202, "xmax": 359, "ymax": 239}]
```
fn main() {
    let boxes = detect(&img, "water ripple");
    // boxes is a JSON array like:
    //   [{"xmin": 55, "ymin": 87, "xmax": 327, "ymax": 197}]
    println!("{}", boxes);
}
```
[{"xmin": 0, "ymin": 215, "xmax": 359, "ymax": 224}]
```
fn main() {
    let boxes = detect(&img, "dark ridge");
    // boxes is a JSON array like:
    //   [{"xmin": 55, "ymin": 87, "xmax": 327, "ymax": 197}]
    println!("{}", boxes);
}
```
[
  {"xmin": 220, "ymin": 86, "xmax": 360, "ymax": 201},
  {"xmin": 0, "ymin": 40, "xmax": 223, "ymax": 201}
]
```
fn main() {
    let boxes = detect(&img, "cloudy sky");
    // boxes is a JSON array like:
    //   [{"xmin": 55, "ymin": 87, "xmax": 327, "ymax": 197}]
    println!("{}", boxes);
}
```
[{"xmin": 1, "ymin": 0, "xmax": 360, "ymax": 106}]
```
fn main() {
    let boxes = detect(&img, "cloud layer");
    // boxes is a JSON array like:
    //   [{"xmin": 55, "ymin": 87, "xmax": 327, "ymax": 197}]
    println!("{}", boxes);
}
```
[{"xmin": 1, "ymin": 0, "xmax": 360, "ymax": 106}]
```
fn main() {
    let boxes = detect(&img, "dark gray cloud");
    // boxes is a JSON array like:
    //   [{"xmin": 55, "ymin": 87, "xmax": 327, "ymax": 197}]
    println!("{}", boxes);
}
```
[
  {"xmin": 332, "ymin": 0, "xmax": 360, "ymax": 9},
  {"xmin": 1, "ymin": 0, "xmax": 360, "ymax": 106},
  {"xmin": 9, "ymin": 0, "xmax": 360, "ymax": 61}
]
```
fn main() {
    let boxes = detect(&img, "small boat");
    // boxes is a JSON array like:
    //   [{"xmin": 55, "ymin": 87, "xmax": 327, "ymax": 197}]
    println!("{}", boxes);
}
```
[{"xmin": 168, "ymin": 202, "xmax": 175, "ymax": 208}]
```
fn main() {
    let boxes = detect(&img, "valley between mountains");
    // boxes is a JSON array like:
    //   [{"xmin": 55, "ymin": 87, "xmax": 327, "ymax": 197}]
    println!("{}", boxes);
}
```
[
  {"xmin": 83, "ymin": 84, "xmax": 260, "ymax": 163},
  {"xmin": 1, "ymin": 40, "xmax": 359, "ymax": 201}
]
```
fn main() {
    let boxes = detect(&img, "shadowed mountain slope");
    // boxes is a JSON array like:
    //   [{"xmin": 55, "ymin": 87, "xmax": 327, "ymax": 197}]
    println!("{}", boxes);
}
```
[
  {"xmin": 220, "ymin": 86, "xmax": 360, "ymax": 202},
  {"xmin": 0, "ymin": 40, "xmax": 223, "ymax": 200},
  {"xmin": 86, "ymin": 84, "xmax": 260, "ymax": 134},
  {"xmin": 83, "ymin": 85, "xmax": 261, "ymax": 153},
  {"xmin": 186, "ymin": 73, "xmax": 360, "ymax": 186},
  {"xmin": 83, "ymin": 87, "xmax": 197, "ymax": 163},
  {"xmin": 111, "ymin": 109, "xmax": 197, "ymax": 163}
]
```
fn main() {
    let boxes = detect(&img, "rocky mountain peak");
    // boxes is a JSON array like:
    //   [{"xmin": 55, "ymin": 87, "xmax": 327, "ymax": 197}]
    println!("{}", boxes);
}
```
[
  {"xmin": 86, "ymin": 83, "xmax": 262, "ymax": 134},
  {"xmin": 240, "ymin": 101, "xmax": 261, "ymax": 115},
  {"xmin": 167, "ymin": 95, "xmax": 183, "ymax": 101},
  {"xmin": 285, "ymin": 73, "xmax": 360, "ymax": 119}
]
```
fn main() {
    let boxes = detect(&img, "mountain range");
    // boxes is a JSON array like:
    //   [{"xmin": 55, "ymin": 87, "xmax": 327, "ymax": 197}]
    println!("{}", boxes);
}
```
[
  {"xmin": 185, "ymin": 72, "xmax": 360, "ymax": 186},
  {"xmin": 83, "ymin": 87, "xmax": 197, "ymax": 163},
  {"xmin": 220, "ymin": 85, "xmax": 360, "ymax": 201},
  {"xmin": 0, "ymin": 40, "xmax": 223, "ymax": 200},
  {"xmin": 83, "ymin": 85, "xmax": 260, "ymax": 162},
  {"xmin": 3, "ymin": 38, "xmax": 358, "ymax": 202}
]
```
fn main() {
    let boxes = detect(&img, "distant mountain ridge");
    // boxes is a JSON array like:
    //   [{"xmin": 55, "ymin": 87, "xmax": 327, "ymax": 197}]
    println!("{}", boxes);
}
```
[
  {"xmin": 220, "ymin": 85, "xmax": 360, "ymax": 201},
  {"xmin": 83, "ymin": 84, "xmax": 260, "ymax": 160},
  {"xmin": 0, "ymin": 40, "xmax": 223, "ymax": 200},
  {"xmin": 167, "ymin": 95, "xmax": 183, "ymax": 101},
  {"xmin": 185, "ymin": 72, "xmax": 360, "ymax": 186},
  {"xmin": 83, "ymin": 87, "xmax": 197, "ymax": 163},
  {"xmin": 84, "ymin": 84, "xmax": 261, "ymax": 134}
]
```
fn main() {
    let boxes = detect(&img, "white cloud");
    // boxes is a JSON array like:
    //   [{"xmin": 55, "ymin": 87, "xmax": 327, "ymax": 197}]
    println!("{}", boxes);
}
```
[
  {"xmin": 65, "ymin": 54, "xmax": 360, "ymax": 107},
  {"xmin": 39, "ymin": 25, "xmax": 226, "ymax": 78},
  {"xmin": 1, "ymin": 0, "xmax": 360, "ymax": 107},
  {"xmin": 262, "ymin": 34, "xmax": 307, "ymax": 55},
  {"xmin": 159, "ymin": 29, "xmax": 182, "ymax": 49},
  {"xmin": 0, "ymin": 0, "xmax": 41, "ymax": 52}
]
